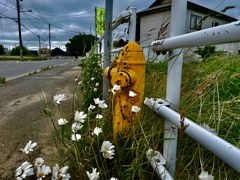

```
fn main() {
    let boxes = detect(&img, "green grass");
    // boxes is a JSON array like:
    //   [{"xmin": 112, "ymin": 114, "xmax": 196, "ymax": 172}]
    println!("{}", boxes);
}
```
[
  {"xmin": 0, "ymin": 55, "xmax": 48, "ymax": 61},
  {"xmin": 170, "ymin": 55, "xmax": 240, "ymax": 179}
]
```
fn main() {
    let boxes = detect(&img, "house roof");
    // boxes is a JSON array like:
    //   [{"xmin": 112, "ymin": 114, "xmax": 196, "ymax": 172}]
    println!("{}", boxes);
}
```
[
  {"xmin": 137, "ymin": 0, "xmax": 237, "ymax": 22},
  {"xmin": 148, "ymin": 0, "xmax": 171, "ymax": 8}
]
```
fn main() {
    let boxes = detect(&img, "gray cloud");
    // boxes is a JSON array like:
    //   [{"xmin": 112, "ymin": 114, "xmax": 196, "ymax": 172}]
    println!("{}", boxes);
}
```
[{"xmin": 0, "ymin": 0, "xmax": 239, "ymax": 51}]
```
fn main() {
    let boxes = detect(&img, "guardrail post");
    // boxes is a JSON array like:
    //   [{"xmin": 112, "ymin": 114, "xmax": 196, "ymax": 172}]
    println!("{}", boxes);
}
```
[
  {"xmin": 129, "ymin": 7, "xmax": 137, "ymax": 42},
  {"xmin": 164, "ymin": 0, "xmax": 187, "ymax": 177}
]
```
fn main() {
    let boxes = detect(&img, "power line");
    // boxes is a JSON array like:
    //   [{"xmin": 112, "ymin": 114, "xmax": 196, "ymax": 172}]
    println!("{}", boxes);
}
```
[
  {"xmin": 0, "ymin": 2, "xmax": 16, "ymax": 11},
  {"xmin": 21, "ymin": 12, "xmax": 79, "ymax": 34},
  {"xmin": 0, "ymin": 12, "xmax": 46, "ymax": 41}
]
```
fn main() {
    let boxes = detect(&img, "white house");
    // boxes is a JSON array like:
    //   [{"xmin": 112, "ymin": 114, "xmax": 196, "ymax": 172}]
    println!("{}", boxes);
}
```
[{"xmin": 136, "ymin": 0, "xmax": 238, "ymax": 61}]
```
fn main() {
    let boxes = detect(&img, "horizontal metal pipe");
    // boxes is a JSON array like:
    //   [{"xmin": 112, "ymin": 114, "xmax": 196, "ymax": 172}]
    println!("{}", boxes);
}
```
[
  {"xmin": 110, "ymin": 10, "xmax": 131, "ymax": 29},
  {"xmin": 151, "ymin": 21, "xmax": 240, "ymax": 52},
  {"xmin": 144, "ymin": 98, "xmax": 240, "ymax": 172}
]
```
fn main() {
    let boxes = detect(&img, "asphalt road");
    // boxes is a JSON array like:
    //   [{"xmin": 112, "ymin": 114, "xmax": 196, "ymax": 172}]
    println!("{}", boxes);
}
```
[
  {"xmin": 0, "ymin": 59, "xmax": 82, "ymax": 179},
  {"xmin": 0, "ymin": 58, "xmax": 75, "ymax": 81}
]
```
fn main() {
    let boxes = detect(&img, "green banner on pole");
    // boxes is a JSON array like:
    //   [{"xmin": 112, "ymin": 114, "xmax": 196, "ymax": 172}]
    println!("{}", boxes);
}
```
[{"xmin": 96, "ymin": 7, "xmax": 105, "ymax": 36}]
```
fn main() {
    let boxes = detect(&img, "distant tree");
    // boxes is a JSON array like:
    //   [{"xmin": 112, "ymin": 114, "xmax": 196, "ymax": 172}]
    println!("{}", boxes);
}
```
[
  {"xmin": 65, "ymin": 33, "xmax": 97, "ymax": 56},
  {"xmin": 10, "ymin": 46, "xmax": 30, "ymax": 56},
  {"xmin": 0, "ymin": 44, "xmax": 4, "ymax": 55}
]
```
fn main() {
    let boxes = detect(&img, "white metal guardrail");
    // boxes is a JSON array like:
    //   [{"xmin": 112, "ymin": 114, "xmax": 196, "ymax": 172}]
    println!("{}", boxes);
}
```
[
  {"xmin": 144, "ymin": 98, "xmax": 240, "ymax": 173},
  {"xmin": 151, "ymin": 21, "xmax": 240, "ymax": 53}
]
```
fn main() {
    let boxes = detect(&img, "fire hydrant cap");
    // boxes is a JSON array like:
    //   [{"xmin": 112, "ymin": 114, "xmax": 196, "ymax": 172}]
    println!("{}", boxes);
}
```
[
  {"xmin": 122, "ymin": 42, "xmax": 143, "ymax": 52},
  {"xmin": 111, "ymin": 71, "xmax": 130, "ymax": 88}
]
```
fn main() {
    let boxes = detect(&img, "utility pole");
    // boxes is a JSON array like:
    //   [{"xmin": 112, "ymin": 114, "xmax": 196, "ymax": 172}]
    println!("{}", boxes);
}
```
[
  {"xmin": 103, "ymin": 0, "xmax": 113, "ymax": 102},
  {"xmin": 16, "ymin": 0, "xmax": 23, "ymax": 61},
  {"xmin": 37, "ymin": 35, "xmax": 41, "ymax": 56},
  {"xmin": 49, "ymin": 24, "xmax": 51, "ymax": 59},
  {"xmin": 90, "ymin": 27, "xmax": 92, "ymax": 47}
]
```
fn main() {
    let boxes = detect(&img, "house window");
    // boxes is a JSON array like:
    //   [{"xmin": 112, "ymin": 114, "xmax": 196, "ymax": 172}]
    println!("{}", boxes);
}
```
[
  {"xmin": 190, "ymin": 14, "xmax": 202, "ymax": 30},
  {"xmin": 212, "ymin": 22, "xmax": 219, "ymax": 27}
]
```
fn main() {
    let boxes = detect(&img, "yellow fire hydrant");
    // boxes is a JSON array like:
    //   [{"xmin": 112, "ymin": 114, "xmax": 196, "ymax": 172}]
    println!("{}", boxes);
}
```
[{"xmin": 104, "ymin": 42, "xmax": 146, "ymax": 136}]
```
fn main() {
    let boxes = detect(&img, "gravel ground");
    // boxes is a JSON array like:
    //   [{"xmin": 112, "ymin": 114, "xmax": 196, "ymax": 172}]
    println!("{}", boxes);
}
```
[{"xmin": 0, "ymin": 60, "xmax": 81, "ymax": 179}]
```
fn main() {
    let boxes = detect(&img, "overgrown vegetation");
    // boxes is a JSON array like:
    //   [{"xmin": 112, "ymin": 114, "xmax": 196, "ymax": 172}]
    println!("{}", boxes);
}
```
[
  {"xmin": 77, "ymin": 46, "xmax": 103, "ymax": 110},
  {"xmin": 16, "ymin": 48, "xmax": 240, "ymax": 179},
  {"xmin": 176, "ymin": 55, "xmax": 240, "ymax": 179}
]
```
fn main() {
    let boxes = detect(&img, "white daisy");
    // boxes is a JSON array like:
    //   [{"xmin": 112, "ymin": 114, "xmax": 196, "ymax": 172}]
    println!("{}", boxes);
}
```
[
  {"xmin": 71, "ymin": 122, "xmax": 83, "ymax": 133},
  {"xmin": 111, "ymin": 84, "xmax": 121, "ymax": 95},
  {"xmin": 100, "ymin": 141, "xmax": 115, "ymax": 159},
  {"xmin": 37, "ymin": 165, "xmax": 51, "ymax": 180},
  {"xmin": 92, "ymin": 127, "xmax": 102, "ymax": 136},
  {"xmin": 20, "ymin": 140, "xmax": 37, "ymax": 154},
  {"xmin": 52, "ymin": 164, "xmax": 71, "ymax": 180},
  {"xmin": 198, "ymin": 171, "xmax": 214, "ymax": 180},
  {"xmin": 53, "ymin": 94, "xmax": 67, "ymax": 105},
  {"xmin": 110, "ymin": 178, "xmax": 118, "ymax": 180},
  {"xmin": 15, "ymin": 161, "xmax": 34, "ymax": 179},
  {"xmin": 99, "ymin": 101, "xmax": 108, "ymax": 109},
  {"xmin": 78, "ymin": 81, "xmax": 82, "ymax": 85},
  {"xmin": 88, "ymin": 104, "xmax": 96, "ymax": 111},
  {"xmin": 86, "ymin": 168, "xmax": 99, "ymax": 180},
  {"xmin": 94, "ymin": 98, "xmax": 108, "ymax": 108},
  {"xmin": 35, "ymin": 157, "xmax": 44, "ymax": 167},
  {"xmin": 95, "ymin": 114, "xmax": 103, "ymax": 119},
  {"xmin": 71, "ymin": 134, "xmax": 81, "ymax": 141},
  {"xmin": 58, "ymin": 118, "xmax": 68, "ymax": 125},
  {"xmin": 74, "ymin": 111, "xmax": 87, "ymax": 123},
  {"xmin": 94, "ymin": 98, "xmax": 101, "ymax": 104}
]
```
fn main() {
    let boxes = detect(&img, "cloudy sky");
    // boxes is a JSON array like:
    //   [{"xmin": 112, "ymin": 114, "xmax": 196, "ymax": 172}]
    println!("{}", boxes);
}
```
[{"xmin": 0, "ymin": 0, "xmax": 239, "ymax": 51}]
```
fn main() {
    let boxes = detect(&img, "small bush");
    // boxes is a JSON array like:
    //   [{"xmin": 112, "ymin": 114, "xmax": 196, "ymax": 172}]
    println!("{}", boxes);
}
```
[
  {"xmin": 28, "ymin": 71, "xmax": 37, "ymax": 75},
  {"xmin": 41, "ymin": 66, "xmax": 52, "ymax": 71},
  {"xmin": 194, "ymin": 45, "xmax": 217, "ymax": 59},
  {"xmin": 0, "ymin": 76, "xmax": 6, "ymax": 83}
]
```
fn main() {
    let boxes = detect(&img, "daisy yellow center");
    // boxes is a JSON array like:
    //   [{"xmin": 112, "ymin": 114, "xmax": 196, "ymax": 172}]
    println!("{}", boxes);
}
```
[
  {"xmin": 38, "ymin": 172, "xmax": 45, "ymax": 177},
  {"xmin": 104, "ymin": 147, "xmax": 109, "ymax": 151},
  {"xmin": 105, "ymin": 152, "xmax": 109, "ymax": 157}
]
